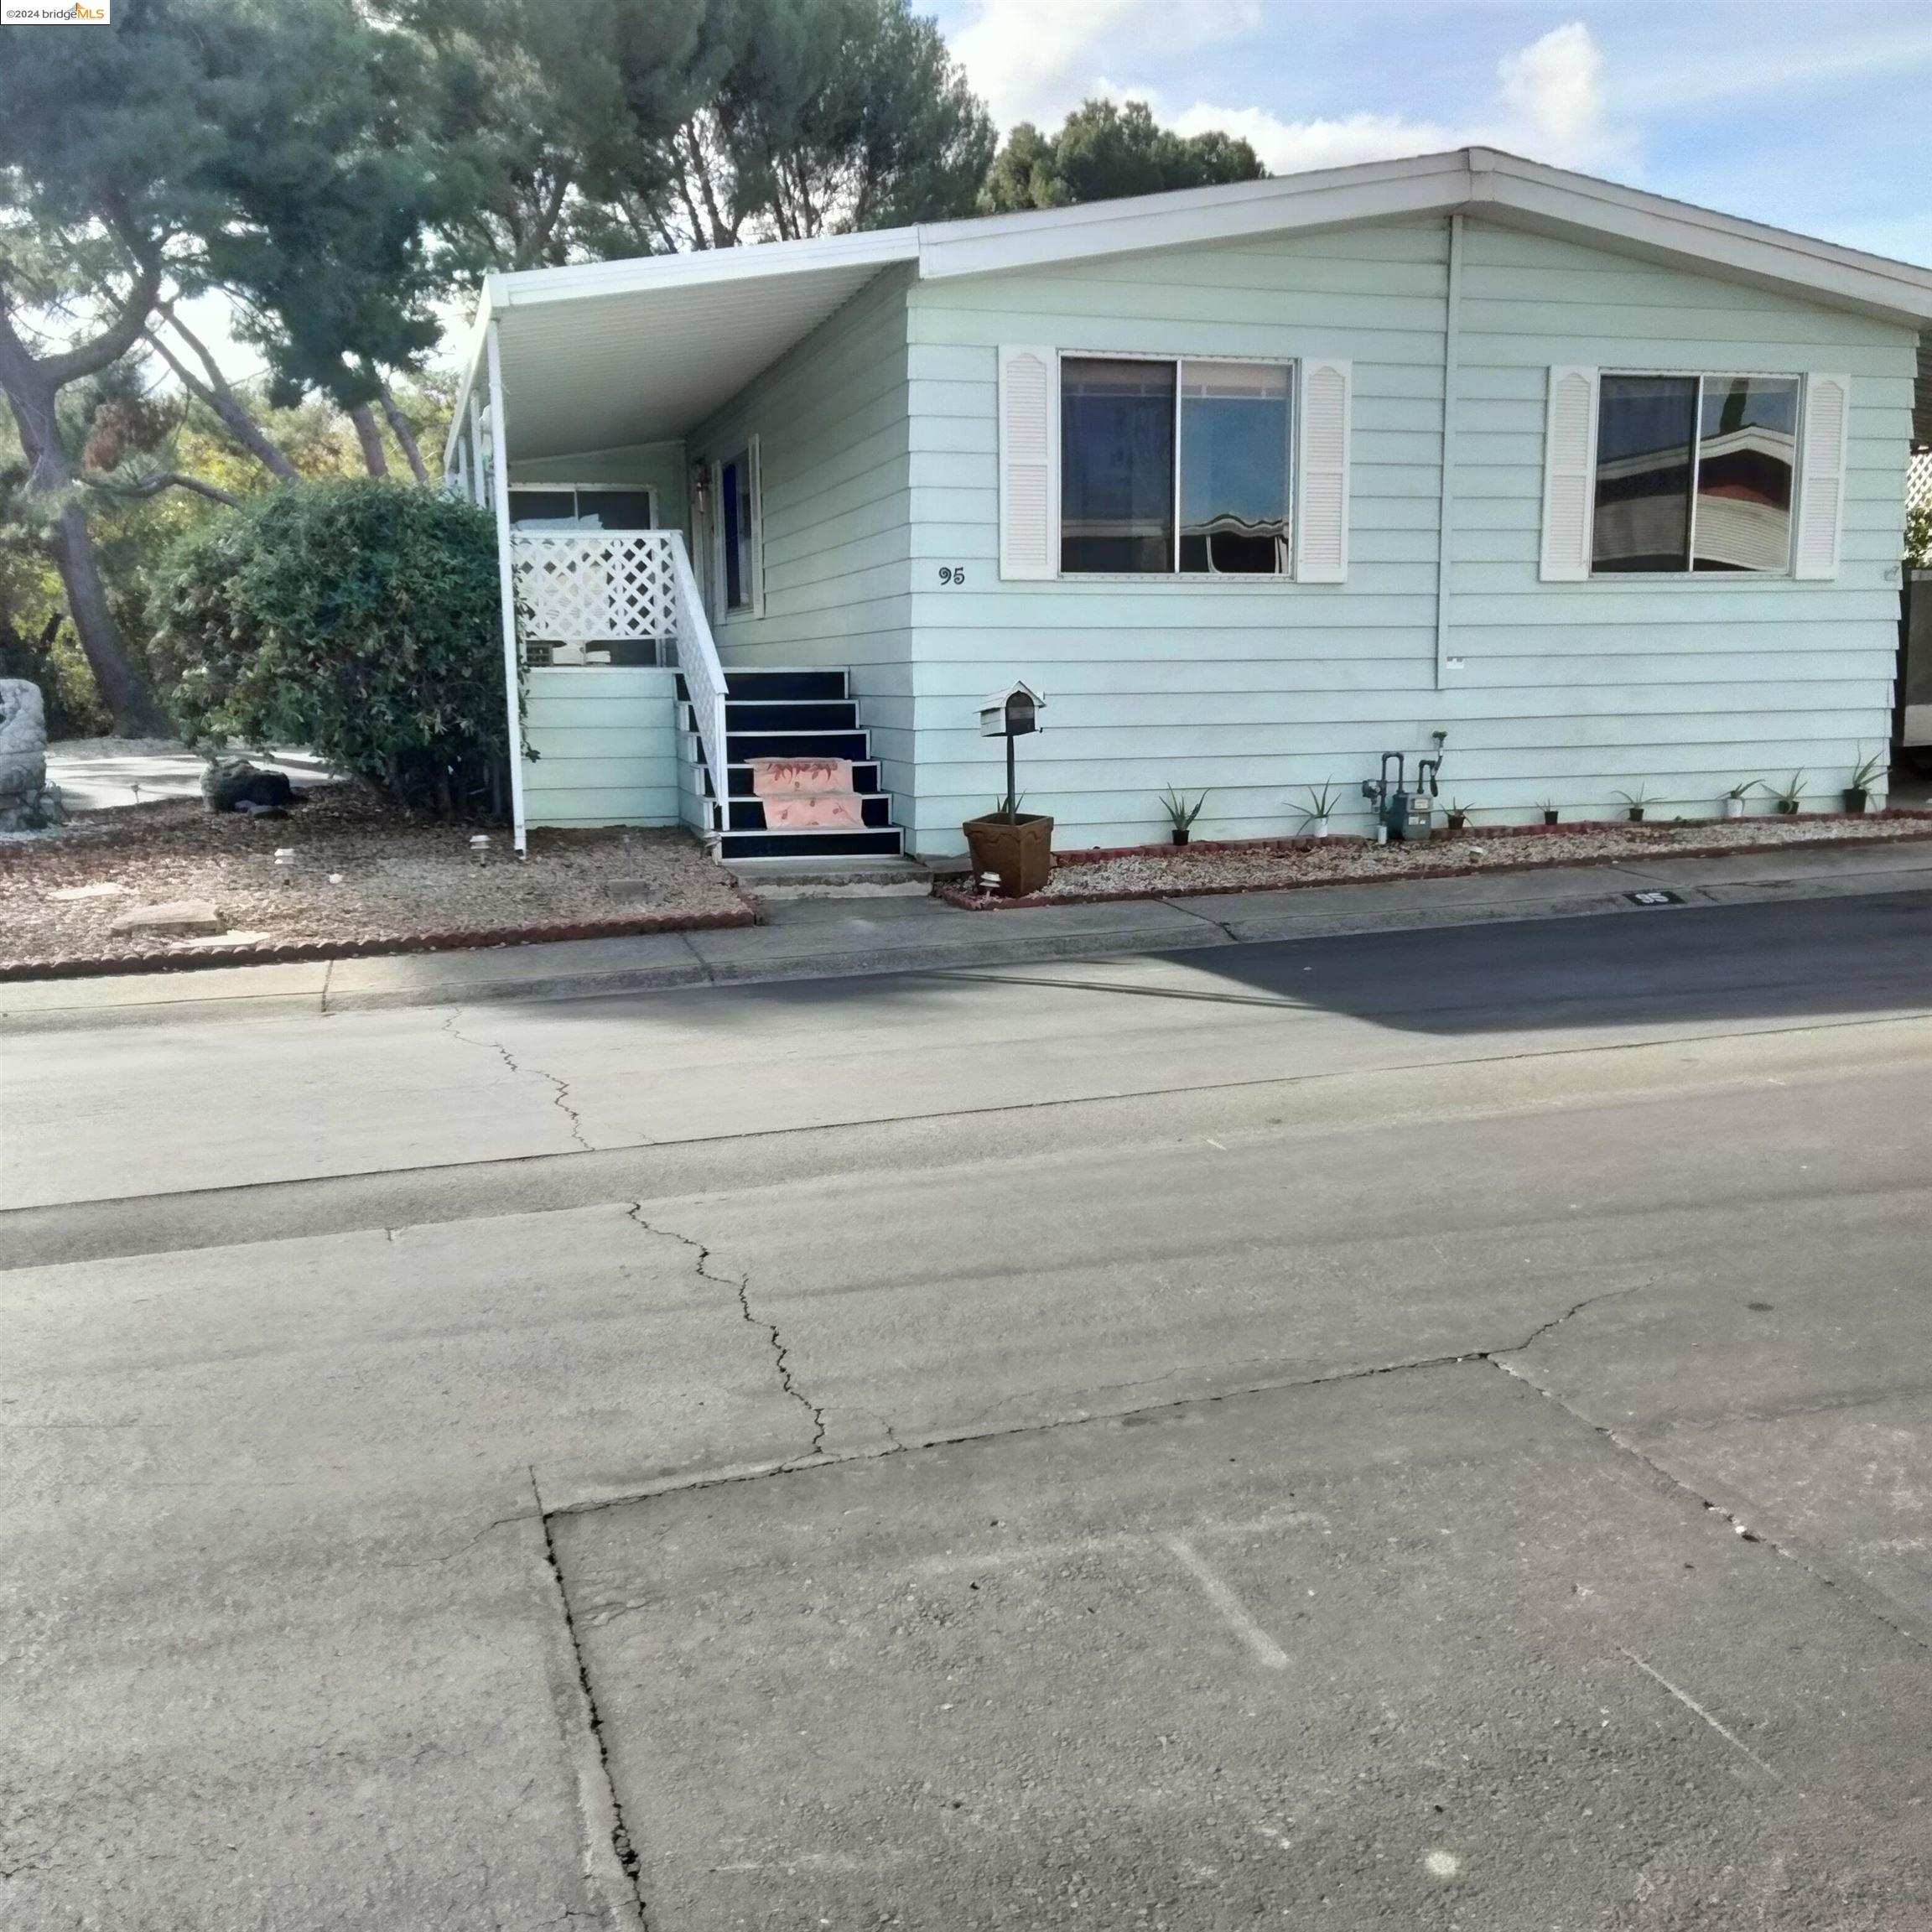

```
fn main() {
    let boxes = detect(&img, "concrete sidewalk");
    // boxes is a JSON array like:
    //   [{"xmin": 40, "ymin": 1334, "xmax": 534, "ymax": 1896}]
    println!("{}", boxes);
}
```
[{"xmin": 8, "ymin": 834, "xmax": 1932, "ymax": 1031}]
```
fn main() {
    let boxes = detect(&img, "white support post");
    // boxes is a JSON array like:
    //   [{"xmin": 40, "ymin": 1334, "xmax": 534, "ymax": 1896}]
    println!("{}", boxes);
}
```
[{"xmin": 485, "ymin": 322, "xmax": 529, "ymax": 854}]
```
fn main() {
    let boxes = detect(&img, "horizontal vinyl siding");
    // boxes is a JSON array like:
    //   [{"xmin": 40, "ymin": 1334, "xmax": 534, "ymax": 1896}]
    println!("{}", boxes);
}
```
[
  {"xmin": 903, "ymin": 218, "xmax": 1918, "ymax": 853},
  {"xmin": 522, "ymin": 667, "xmax": 682, "ymax": 828},
  {"xmin": 692, "ymin": 269, "xmax": 917, "ymax": 809},
  {"xmin": 1445, "ymin": 221, "xmax": 1916, "ymax": 817},
  {"xmin": 906, "ymin": 222, "xmax": 1448, "ymax": 850}
]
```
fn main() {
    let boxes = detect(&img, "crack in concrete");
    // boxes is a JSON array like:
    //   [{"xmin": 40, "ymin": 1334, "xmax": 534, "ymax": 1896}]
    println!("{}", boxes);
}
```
[
  {"xmin": 442, "ymin": 1009, "xmax": 593, "ymax": 1154},
  {"xmin": 624, "ymin": 1203, "xmax": 827, "ymax": 1460},
  {"xmin": 548, "ymin": 1288, "xmax": 1660, "ymax": 1525},
  {"xmin": 531, "ymin": 1467, "xmax": 652, "ymax": 1930},
  {"xmin": 1493, "ymin": 1346, "xmax": 1932, "ymax": 1659}
]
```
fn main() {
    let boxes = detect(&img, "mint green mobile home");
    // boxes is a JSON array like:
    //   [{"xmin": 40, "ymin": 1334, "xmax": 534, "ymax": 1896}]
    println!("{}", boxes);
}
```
[{"xmin": 443, "ymin": 148, "xmax": 1932, "ymax": 860}]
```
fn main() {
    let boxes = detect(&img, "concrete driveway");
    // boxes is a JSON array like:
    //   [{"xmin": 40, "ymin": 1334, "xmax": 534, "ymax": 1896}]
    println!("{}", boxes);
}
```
[{"xmin": 3, "ymin": 892, "xmax": 1930, "ymax": 1928}]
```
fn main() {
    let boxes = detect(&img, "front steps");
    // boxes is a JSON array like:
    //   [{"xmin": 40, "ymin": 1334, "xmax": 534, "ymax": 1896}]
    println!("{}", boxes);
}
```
[{"xmin": 678, "ymin": 667, "xmax": 908, "ymax": 861}]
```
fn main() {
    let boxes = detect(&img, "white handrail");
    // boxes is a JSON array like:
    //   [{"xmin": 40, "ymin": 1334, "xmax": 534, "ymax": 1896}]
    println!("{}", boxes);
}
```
[{"xmin": 665, "ymin": 531, "xmax": 730, "ymax": 820}]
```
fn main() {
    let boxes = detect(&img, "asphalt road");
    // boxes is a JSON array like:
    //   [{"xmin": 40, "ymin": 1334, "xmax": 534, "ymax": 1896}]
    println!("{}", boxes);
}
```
[{"xmin": 3, "ymin": 891, "xmax": 1931, "ymax": 1929}]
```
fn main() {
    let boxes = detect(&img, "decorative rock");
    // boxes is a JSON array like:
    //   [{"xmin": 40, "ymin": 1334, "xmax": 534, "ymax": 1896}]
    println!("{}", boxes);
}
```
[
  {"xmin": 0, "ymin": 679, "xmax": 65, "ymax": 831},
  {"xmin": 169, "ymin": 929, "xmax": 272, "ymax": 950},
  {"xmin": 46, "ymin": 881, "xmax": 130, "ymax": 901},
  {"xmin": 107, "ymin": 900, "xmax": 226, "ymax": 937},
  {"xmin": 203, "ymin": 757, "xmax": 297, "ymax": 814}
]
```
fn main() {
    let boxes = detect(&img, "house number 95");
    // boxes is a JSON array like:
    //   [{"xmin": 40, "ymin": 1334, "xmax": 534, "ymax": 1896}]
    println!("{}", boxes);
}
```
[{"xmin": 938, "ymin": 566, "xmax": 967, "ymax": 584}]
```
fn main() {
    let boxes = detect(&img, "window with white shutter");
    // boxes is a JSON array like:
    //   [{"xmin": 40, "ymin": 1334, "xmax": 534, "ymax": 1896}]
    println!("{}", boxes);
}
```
[
  {"xmin": 999, "ymin": 345, "xmax": 1057, "ymax": 579},
  {"xmin": 1794, "ymin": 373, "xmax": 1850, "ymax": 579},
  {"xmin": 1295, "ymin": 359, "xmax": 1352, "ymax": 583},
  {"xmin": 1540, "ymin": 366, "xmax": 1599, "ymax": 581}
]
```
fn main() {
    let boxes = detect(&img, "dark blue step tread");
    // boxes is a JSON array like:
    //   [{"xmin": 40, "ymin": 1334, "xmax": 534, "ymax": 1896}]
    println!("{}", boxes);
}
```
[
  {"xmin": 724, "ymin": 700, "xmax": 859, "ymax": 731},
  {"xmin": 721, "ymin": 669, "xmax": 848, "ymax": 701},
  {"xmin": 728, "ymin": 732, "xmax": 870, "ymax": 761},
  {"xmin": 719, "ymin": 827, "xmax": 905, "ymax": 859}
]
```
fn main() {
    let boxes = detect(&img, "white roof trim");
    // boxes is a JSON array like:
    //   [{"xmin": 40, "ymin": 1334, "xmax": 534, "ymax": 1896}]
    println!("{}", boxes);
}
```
[{"xmin": 482, "ymin": 226, "xmax": 920, "ymax": 310}]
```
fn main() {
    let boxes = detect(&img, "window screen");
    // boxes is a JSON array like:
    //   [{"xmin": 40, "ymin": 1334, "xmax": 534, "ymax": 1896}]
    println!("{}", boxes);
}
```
[
  {"xmin": 1061, "ymin": 358, "xmax": 1176, "ymax": 574},
  {"xmin": 1593, "ymin": 376, "xmax": 1696, "ymax": 573},
  {"xmin": 1179, "ymin": 361, "xmax": 1291, "ymax": 574},
  {"xmin": 1693, "ymin": 377, "xmax": 1799, "ymax": 574}
]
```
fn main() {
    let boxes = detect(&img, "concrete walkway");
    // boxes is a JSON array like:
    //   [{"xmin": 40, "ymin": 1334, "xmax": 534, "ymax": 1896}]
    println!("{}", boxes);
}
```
[
  {"xmin": 8, "ymin": 832, "xmax": 1932, "ymax": 1031},
  {"xmin": 44, "ymin": 740, "xmax": 340, "ymax": 813}
]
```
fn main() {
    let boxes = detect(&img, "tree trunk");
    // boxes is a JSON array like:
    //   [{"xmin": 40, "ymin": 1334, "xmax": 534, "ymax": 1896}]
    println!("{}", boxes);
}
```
[
  {"xmin": 146, "ymin": 317, "xmax": 300, "ymax": 484},
  {"xmin": 1, "ymin": 375, "xmax": 166, "ymax": 736},
  {"xmin": 377, "ymin": 378, "xmax": 429, "ymax": 483},
  {"xmin": 46, "ymin": 498, "xmax": 169, "ymax": 735},
  {"xmin": 349, "ymin": 402, "xmax": 390, "ymax": 476}
]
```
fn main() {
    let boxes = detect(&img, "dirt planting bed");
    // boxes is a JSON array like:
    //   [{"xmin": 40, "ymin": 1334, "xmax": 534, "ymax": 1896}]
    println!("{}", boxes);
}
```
[
  {"xmin": 937, "ymin": 813, "xmax": 1932, "ymax": 908},
  {"xmin": 0, "ymin": 787, "xmax": 755, "ymax": 974}
]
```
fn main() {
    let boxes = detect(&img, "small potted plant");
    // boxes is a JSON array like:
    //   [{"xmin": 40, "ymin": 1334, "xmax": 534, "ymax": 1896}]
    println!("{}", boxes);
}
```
[
  {"xmin": 1615, "ymin": 787, "xmax": 1650, "ymax": 823},
  {"xmin": 1773, "ymin": 772, "xmax": 1805, "ymax": 816},
  {"xmin": 1537, "ymin": 799, "xmax": 1560, "ymax": 827},
  {"xmin": 1842, "ymin": 751, "xmax": 1885, "ymax": 815},
  {"xmin": 1297, "ymin": 780, "xmax": 1341, "ymax": 838},
  {"xmin": 1722, "ymin": 780, "xmax": 1758, "ymax": 819},
  {"xmin": 1160, "ymin": 787, "xmax": 1207, "ymax": 845},
  {"xmin": 1444, "ymin": 799, "xmax": 1471, "ymax": 832}
]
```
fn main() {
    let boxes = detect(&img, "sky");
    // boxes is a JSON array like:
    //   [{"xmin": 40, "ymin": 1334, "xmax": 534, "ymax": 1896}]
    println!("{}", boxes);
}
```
[{"xmin": 932, "ymin": 0, "xmax": 1932, "ymax": 268}]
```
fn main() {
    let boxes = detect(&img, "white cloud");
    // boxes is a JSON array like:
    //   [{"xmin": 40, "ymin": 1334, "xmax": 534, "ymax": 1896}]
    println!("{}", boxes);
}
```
[
  {"xmin": 950, "ymin": 0, "xmax": 1261, "ymax": 128},
  {"xmin": 1165, "ymin": 103, "xmax": 1463, "ymax": 176},
  {"xmin": 1495, "ymin": 21, "xmax": 1612, "ymax": 168},
  {"xmin": 969, "ymin": 18, "xmax": 1635, "ymax": 180}
]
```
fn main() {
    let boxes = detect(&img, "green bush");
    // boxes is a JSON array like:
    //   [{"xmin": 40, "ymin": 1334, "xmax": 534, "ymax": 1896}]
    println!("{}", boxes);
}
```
[{"xmin": 151, "ymin": 480, "xmax": 506, "ymax": 814}]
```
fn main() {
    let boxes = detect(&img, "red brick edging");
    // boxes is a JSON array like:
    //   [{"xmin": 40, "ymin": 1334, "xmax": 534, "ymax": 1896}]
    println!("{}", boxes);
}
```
[
  {"xmin": 933, "ymin": 811, "xmax": 1932, "ymax": 911},
  {"xmin": 0, "ymin": 901, "xmax": 761, "ymax": 984}
]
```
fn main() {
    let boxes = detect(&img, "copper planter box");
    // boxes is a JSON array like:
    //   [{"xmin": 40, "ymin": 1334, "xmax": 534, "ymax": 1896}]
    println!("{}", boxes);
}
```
[{"xmin": 963, "ymin": 813, "xmax": 1054, "ymax": 897}]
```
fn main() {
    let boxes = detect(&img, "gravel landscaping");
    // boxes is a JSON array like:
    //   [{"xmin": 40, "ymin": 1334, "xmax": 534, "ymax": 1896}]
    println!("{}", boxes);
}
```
[
  {"xmin": 0, "ymin": 787, "xmax": 753, "ymax": 969},
  {"xmin": 942, "ymin": 813, "xmax": 1932, "ymax": 906}
]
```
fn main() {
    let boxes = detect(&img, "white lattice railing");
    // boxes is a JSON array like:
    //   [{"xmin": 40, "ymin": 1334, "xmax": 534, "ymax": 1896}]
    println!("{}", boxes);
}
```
[{"xmin": 511, "ymin": 529, "xmax": 676, "ymax": 664}]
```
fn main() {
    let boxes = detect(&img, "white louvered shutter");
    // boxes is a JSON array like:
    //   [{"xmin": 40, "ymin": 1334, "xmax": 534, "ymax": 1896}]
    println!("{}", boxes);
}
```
[
  {"xmin": 999, "ymin": 345, "xmax": 1058, "ymax": 579},
  {"xmin": 1794, "ymin": 374, "xmax": 1850, "ymax": 579},
  {"xmin": 1295, "ymin": 360, "xmax": 1352, "ymax": 583},
  {"xmin": 1540, "ymin": 366, "xmax": 1599, "ymax": 581}
]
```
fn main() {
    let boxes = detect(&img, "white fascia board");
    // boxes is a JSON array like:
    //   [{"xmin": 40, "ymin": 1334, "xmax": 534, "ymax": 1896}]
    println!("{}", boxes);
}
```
[
  {"xmin": 914, "ymin": 151, "xmax": 1472, "ymax": 280},
  {"xmin": 486, "ymin": 226, "xmax": 920, "ymax": 311},
  {"xmin": 1483, "ymin": 153, "xmax": 1932, "ymax": 326}
]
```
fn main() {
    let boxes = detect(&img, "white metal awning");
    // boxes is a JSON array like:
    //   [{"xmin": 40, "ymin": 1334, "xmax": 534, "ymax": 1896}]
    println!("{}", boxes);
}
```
[{"xmin": 466, "ymin": 230, "xmax": 918, "ymax": 462}]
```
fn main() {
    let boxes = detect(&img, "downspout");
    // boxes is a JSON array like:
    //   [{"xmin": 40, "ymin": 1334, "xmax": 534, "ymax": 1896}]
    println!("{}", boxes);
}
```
[
  {"xmin": 1436, "ymin": 211, "xmax": 1464, "ymax": 689},
  {"xmin": 485, "ymin": 320, "xmax": 529, "ymax": 854}
]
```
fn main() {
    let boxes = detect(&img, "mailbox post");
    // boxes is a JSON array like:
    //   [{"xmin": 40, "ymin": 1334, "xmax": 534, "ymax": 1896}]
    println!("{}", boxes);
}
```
[
  {"xmin": 964, "ymin": 682, "xmax": 1052, "ymax": 896},
  {"xmin": 979, "ymin": 681, "xmax": 1045, "ymax": 819}
]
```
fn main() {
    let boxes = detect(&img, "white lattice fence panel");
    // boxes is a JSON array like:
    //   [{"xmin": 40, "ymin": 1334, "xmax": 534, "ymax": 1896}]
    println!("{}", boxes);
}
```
[
  {"xmin": 512, "ymin": 532, "xmax": 675, "ymax": 644},
  {"xmin": 1911, "ymin": 447, "xmax": 1932, "ymax": 515}
]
